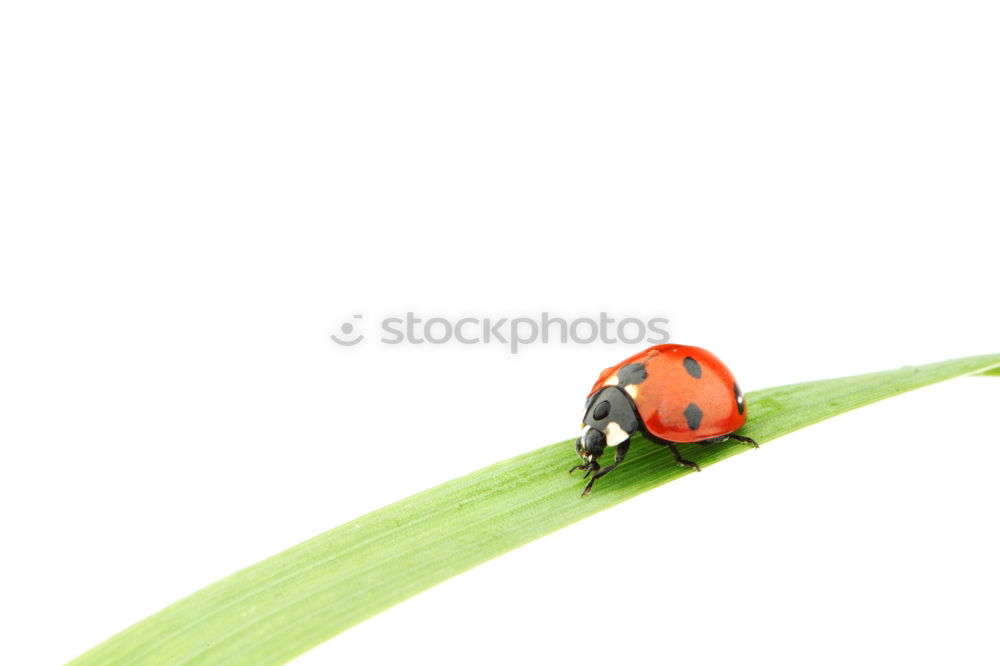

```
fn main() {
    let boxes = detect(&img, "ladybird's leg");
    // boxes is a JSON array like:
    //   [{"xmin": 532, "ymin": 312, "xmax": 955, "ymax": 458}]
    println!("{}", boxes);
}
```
[
  {"xmin": 663, "ymin": 441, "xmax": 701, "ymax": 472},
  {"xmin": 570, "ymin": 460, "xmax": 600, "ymax": 476},
  {"xmin": 695, "ymin": 434, "xmax": 759, "ymax": 449},
  {"xmin": 728, "ymin": 434, "xmax": 760, "ymax": 448},
  {"xmin": 581, "ymin": 440, "xmax": 630, "ymax": 496}
]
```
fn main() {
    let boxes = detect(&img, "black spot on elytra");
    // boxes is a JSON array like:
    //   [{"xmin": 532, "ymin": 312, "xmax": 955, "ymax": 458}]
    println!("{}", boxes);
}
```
[
  {"xmin": 683, "ymin": 356, "xmax": 702, "ymax": 379},
  {"xmin": 684, "ymin": 403, "xmax": 703, "ymax": 430},
  {"xmin": 617, "ymin": 362, "xmax": 648, "ymax": 386},
  {"xmin": 593, "ymin": 400, "xmax": 611, "ymax": 420},
  {"xmin": 734, "ymin": 383, "xmax": 745, "ymax": 414}
]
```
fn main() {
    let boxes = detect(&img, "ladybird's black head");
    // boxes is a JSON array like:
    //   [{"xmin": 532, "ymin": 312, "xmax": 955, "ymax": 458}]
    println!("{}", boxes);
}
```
[
  {"xmin": 576, "ymin": 426, "xmax": 607, "ymax": 470},
  {"xmin": 576, "ymin": 386, "xmax": 640, "ymax": 469}
]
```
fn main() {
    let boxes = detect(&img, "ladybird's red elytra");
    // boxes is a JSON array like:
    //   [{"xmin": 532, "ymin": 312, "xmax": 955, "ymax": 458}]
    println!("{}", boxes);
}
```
[{"xmin": 570, "ymin": 344, "xmax": 757, "ymax": 495}]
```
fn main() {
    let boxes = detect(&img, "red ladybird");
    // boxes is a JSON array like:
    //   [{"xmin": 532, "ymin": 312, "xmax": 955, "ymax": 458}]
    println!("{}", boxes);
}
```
[{"xmin": 570, "ymin": 344, "xmax": 757, "ymax": 495}]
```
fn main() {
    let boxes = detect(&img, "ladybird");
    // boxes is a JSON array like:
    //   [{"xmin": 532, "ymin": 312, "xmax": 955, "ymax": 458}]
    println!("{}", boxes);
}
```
[{"xmin": 570, "ymin": 344, "xmax": 757, "ymax": 495}]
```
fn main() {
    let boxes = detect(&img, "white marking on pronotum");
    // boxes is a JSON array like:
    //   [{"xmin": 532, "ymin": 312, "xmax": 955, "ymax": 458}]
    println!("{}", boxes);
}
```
[
  {"xmin": 624, "ymin": 384, "xmax": 638, "ymax": 399},
  {"xmin": 604, "ymin": 421, "xmax": 629, "ymax": 446},
  {"xmin": 602, "ymin": 374, "xmax": 620, "ymax": 386}
]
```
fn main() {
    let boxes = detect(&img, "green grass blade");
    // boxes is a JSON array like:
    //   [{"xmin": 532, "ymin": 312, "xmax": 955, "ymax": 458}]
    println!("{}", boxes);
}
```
[{"xmin": 70, "ymin": 353, "xmax": 1000, "ymax": 666}]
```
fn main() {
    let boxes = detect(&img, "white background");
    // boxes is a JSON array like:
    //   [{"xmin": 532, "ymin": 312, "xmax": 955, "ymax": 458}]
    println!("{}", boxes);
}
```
[{"xmin": 2, "ymin": 2, "xmax": 999, "ymax": 665}]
